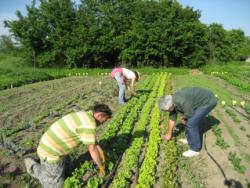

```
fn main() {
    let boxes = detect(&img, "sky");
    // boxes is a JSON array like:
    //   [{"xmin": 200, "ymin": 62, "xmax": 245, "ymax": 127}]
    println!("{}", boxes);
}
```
[
  {"xmin": 178, "ymin": 0, "xmax": 250, "ymax": 36},
  {"xmin": 0, "ymin": 0, "xmax": 250, "ymax": 36}
]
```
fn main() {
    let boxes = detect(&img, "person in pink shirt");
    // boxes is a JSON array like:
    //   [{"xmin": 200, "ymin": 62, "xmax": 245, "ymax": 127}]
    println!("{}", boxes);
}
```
[{"xmin": 110, "ymin": 67, "xmax": 140, "ymax": 104}]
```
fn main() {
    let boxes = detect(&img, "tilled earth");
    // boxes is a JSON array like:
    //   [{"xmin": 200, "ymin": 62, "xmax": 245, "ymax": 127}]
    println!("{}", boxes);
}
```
[
  {"xmin": 0, "ymin": 76, "xmax": 123, "ymax": 188},
  {"xmin": 167, "ymin": 74, "xmax": 250, "ymax": 188}
]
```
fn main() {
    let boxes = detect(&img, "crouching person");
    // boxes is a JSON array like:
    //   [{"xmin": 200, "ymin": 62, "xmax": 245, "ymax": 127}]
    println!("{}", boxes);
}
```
[
  {"xmin": 24, "ymin": 104, "xmax": 112, "ymax": 188},
  {"xmin": 158, "ymin": 87, "xmax": 217, "ymax": 157},
  {"xmin": 110, "ymin": 67, "xmax": 140, "ymax": 104}
]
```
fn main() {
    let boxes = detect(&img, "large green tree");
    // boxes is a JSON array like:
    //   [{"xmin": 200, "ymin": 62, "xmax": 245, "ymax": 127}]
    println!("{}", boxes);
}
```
[
  {"xmin": 5, "ymin": 0, "xmax": 76, "ymax": 67},
  {"xmin": 5, "ymin": 0, "xmax": 249, "ymax": 68},
  {"xmin": 5, "ymin": 0, "xmax": 45, "ymax": 67},
  {"xmin": 227, "ymin": 29, "xmax": 248, "ymax": 60}
]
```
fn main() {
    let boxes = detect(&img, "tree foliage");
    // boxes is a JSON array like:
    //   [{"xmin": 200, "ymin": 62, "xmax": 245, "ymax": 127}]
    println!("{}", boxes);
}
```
[
  {"xmin": 0, "ymin": 35, "xmax": 16, "ymax": 53},
  {"xmin": 5, "ymin": 0, "xmax": 250, "ymax": 68}
]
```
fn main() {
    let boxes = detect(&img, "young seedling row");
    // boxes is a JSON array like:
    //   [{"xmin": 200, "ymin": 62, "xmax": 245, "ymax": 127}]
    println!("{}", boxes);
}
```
[{"xmin": 64, "ymin": 74, "xmax": 171, "ymax": 187}]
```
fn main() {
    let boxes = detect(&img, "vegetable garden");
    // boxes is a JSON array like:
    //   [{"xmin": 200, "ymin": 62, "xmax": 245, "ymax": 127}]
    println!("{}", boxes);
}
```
[
  {"xmin": 1, "ymin": 0, "xmax": 250, "ymax": 186},
  {"xmin": 0, "ymin": 63, "xmax": 250, "ymax": 188}
]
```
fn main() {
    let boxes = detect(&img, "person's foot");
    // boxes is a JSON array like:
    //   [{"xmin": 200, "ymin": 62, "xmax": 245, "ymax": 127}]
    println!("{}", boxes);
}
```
[
  {"xmin": 178, "ymin": 138, "xmax": 188, "ymax": 144},
  {"xmin": 24, "ymin": 157, "xmax": 37, "ymax": 175},
  {"xmin": 182, "ymin": 150, "xmax": 200, "ymax": 157}
]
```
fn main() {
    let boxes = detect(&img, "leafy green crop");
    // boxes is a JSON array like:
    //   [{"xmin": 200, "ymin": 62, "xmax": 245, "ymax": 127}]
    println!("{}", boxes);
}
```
[
  {"xmin": 228, "ymin": 152, "xmax": 246, "ymax": 174},
  {"xmin": 111, "ymin": 74, "xmax": 168, "ymax": 188},
  {"xmin": 225, "ymin": 109, "xmax": 241, "ymax": 123},
  {"xmin": 136, "ymin": 75, "xmax": 167, "ymax": 187},
  {"xmin": 211, "ymin": 124, "xmax": 229, "ymax": 149},
  {"xmin": 65, "ymin": 75, "xmax": 159, "ymax": 187},
  {"xmin": 213, "ymin": 73, "xmax": 250, "ymax": 92}
]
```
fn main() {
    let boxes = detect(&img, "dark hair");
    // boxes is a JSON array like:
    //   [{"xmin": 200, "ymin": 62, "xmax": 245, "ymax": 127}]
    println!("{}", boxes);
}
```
[
  {"xmin": 134, "ymin": 71, "xmax": 139, "ymax": 81},
  {"xmin": 93, "ymin": 104, "xmax": 112, "ymax": 117}
]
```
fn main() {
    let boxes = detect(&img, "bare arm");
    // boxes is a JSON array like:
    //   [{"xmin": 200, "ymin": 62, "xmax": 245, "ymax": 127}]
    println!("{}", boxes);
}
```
[
  {"xmin": 88, "ymin": 144, "xmax": 103, "ymax": 168},
  {"xmin": 130, "ymin": 78, "xmax": 136, "ymax": 94},
  {"xmin": 96, "ymin": 145, "xmax": 106, "ymax": 162},
  {"xmin": 164, "ymin": 119, "xmax": 176, "ymax": 141}
]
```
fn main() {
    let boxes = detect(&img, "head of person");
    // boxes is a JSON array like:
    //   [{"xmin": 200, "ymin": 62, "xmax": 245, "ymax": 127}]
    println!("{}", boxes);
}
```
[
  {"xmin": 93, "ymin": 104, "xmax": 112, "ymax": 125},
  {"xmin": 134, "ymin": 71, "xmax": 140, "ymax": 82},
  {"xmin": 158, "ymin": 95, "xmax": 175, "ymax": 112}
]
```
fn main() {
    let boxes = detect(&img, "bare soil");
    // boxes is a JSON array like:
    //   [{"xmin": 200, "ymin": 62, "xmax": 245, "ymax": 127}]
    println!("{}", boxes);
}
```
[
  {"xmin": 189, "ymin": 69, "xmax": 203, "ymax": 76},
  {"xmin": 169, "ymin": 74, "xmax": 250, "ymax": 188},
  {"xmin": 1, "ymin": 73, "xmax": 249, "ymax": 188},
  {"xmin": 0, "ymin": 76, "xmax": 121, "ymax": 188},
  {"xmin": 163, "ymin": 107, "xmax": 250, "ymax": 188},
  {"xmin": 209, "ymin": 76, "xmax": 250, "ymax": 102}
]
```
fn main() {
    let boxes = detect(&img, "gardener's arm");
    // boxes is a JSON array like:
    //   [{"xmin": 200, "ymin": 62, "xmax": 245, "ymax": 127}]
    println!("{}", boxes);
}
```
[
  {"xmin": 164, "ymin": 109, "xmax": 177, "ymax": 141},
  {"xmin": 96, "ymin": 145, "xmax": 107, "ymax": 163},
  {"xmin": 130, "ymin": 78, "xmax": 136, "ymax": 95},
  {"xmin": 88, "ymin": 144, "xmax": 103, "ymax": 168},
  {"xmin": 164, "ymin": 119, "xmax": 176, "ymax": 141}
]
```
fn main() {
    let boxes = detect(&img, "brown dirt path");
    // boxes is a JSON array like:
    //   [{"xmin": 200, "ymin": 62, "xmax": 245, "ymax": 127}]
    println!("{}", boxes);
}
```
[
  {"xmin": 0, "ymin": 77, "xmax": 94, "ymax": 127},
  {"xmin": 175, "ymin": 109, "xmax": 249, "ymax": 188},
  {"xmin": 171, "ymin": 74, "xmax": 250, "ymax": 188}
]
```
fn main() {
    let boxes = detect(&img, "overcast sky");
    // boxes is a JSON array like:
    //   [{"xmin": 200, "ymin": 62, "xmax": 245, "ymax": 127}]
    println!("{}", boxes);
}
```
[{"xmin": 0, "ymin": 0, "xmax": 249, "ymax": 36}]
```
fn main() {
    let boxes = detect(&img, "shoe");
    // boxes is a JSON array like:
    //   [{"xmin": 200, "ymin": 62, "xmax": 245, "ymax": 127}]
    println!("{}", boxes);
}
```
[
  {"xmin": 24, "ymin": 157, "xmax": 37, "ymax": 175},
  {"xmin": 179, "ymin": 138, "xmax": 188, "ymax": 144},
  {"xmin": 182, "ymin": 150, "xmax": 200, "ymax": 157}
]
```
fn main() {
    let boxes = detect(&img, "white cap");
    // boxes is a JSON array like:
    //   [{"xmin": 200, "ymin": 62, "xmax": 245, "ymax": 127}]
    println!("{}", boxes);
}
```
[{"xmin": 158, "ymin": 95, "xmax": 173, "ymax": 111}]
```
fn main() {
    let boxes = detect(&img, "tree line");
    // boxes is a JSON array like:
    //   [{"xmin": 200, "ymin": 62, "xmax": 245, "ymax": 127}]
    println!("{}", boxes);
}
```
[{"xmin": 4, "ymin": 0, "xmax": 250, "ymax": 68}]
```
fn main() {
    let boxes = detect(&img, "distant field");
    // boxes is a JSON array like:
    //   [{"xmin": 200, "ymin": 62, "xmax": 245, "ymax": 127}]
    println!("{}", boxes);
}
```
[
  {"xmin": 0, "ymin": 53, "xmax": 189, "ymax": 90},
  {"xmin": 202, "ymin": 62, "xmax": 250, "ymax": 91}
]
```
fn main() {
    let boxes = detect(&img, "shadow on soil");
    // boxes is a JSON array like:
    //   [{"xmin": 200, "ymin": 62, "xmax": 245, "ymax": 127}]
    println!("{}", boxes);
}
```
[
  {"xmin": 174, "ymin": 115, "xmax": 220, "ymax": 146},
  {"xmin": 174, "ymin": 115, "xmax": 244, "ymax": 188},
  {"xmin": 224, "ymin": 179, "xmax": 244, "ymax": 188}
]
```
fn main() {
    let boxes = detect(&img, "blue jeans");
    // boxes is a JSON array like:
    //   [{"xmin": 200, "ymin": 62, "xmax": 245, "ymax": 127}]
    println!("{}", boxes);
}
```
[
  {"xmin": 114, "ymin": 72, "xmax": 126, "ymax": 103},
  {"xmin": 186, "ymin": 102, "xmax": 217, "ymax": 151}
]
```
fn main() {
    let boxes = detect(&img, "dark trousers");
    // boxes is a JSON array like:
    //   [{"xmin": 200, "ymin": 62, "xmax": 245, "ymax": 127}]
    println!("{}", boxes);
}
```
[{"xmin": 186, "ymin": 102, "xmax": 216, "ymax": 151}]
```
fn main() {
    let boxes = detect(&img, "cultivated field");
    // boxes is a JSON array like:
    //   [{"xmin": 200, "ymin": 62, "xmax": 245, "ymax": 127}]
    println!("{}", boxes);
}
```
[{"xmin": 0, "ymin": 65, "xmax": 249, "ymax": 188}]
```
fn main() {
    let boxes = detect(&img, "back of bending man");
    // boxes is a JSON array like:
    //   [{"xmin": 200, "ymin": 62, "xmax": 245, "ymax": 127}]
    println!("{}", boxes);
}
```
[
  {"xmin": 110, "ymin": 67, "xmax": 140, "ymax": 104},
  {"xmin": 24, "ymin": 104, "xmax": 112, "ymax": 188},
  {"xmin": 158, "ymin": 87, "xmax": 217, "ymax": 157}
]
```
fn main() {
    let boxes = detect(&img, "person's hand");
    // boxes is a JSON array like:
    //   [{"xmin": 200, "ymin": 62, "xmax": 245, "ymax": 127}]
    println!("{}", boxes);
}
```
[
  {"xmin": 99, "ymin": 150, "xmax": 107, "ymax": 163},
  {"xmin": 164, "ymin": 133, "xmax": 172, "ymax": 141},
  {"xmin": 131, "ymin": 91, "xmax": 137, "ymax": 96},
  {"xmin": 181, "ymin": 117, "xmax": 187, "ymax": 125},
  {"xmin": 98, "ymin": 165, "xmax": 105, "ymax": 178}
]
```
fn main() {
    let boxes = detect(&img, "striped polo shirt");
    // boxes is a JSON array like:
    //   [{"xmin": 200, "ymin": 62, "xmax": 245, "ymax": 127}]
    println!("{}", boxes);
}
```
[{"xmin": 37, "ymin": 111, "xmax": 96, "ymax": 162}]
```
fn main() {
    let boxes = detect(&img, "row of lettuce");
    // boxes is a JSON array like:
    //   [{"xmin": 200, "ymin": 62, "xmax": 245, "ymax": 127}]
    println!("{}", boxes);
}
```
[
  {"xmin": 64, "ymin": 74, "xmax": 156, "ymax": 187},
  {"xmin": 210, "ymin": 72, "xmax": 250, "ymax": 92},
  {"xmin": 201, "ymin": 62, "xmax": 250, "ymax": 92},
  {"xmin": 64, "ymin": 73, "xmax": 177, "ymax": 188}
]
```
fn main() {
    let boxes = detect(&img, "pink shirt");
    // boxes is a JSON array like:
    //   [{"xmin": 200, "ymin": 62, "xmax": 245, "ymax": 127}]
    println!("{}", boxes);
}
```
[{"xmin": 110, "ymin": 67, "xmax": 122, "ymax": 78}]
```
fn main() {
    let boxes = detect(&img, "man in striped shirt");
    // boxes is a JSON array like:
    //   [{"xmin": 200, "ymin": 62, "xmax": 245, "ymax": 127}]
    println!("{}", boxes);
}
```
[{"xmin": 24, "ymin": 104, "xmax": 112, "ymax": 188}]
